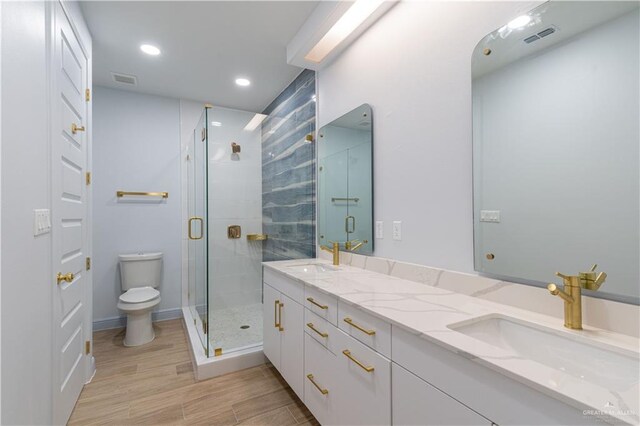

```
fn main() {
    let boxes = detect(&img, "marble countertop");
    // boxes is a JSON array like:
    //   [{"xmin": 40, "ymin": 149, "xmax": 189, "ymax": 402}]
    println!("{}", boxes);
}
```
[{"xmin": 263, "ymin": 258, "xmax": 640, "ymax": 425}]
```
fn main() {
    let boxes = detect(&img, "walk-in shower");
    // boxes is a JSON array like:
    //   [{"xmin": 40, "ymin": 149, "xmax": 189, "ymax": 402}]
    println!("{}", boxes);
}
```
[
  {"xmin": 181, "ymin": 70, "xmax": 317, "ymax": 379},
  {"xmin": 183, "ymin": 104, "xmax": 266, "ymax": 377}
]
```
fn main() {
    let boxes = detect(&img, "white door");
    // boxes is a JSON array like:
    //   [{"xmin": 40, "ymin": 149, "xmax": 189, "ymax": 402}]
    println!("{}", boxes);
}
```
[{"xmin": 51, "ymin": 3, "xmax": 90, "ymax": 424}]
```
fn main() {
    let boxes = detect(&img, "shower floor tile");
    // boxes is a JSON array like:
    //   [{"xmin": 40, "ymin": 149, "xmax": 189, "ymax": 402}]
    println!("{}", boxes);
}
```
[{"xmin": 208, "ymin": 303, "xmax": 263, "ymax": 354}]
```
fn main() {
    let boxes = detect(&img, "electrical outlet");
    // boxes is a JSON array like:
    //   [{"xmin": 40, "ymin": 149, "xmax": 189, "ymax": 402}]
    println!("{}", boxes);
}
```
[
  {"xmin": 480, "ymin": 210, "xmax": 501, "ymax": 223},
  {"xmin": 375, "ymin": 221, "xmax": 384, "ymax": 239},
  {"xmin": 392, "ymin": 221, "xmax": 402, "ymax": 241},
  {"xmin": 33, "ymin": 209, "xmax": 51, "ymax": 236}
]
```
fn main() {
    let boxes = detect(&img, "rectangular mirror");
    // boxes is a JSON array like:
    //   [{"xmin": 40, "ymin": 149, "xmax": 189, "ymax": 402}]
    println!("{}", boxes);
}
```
[
  {"xmin": 472, "ymin": 1, "xmax": 639, "ymax": 303},
  {"xmin": 318, "ymin": 104, "xmax": 373, "ymax": 255}
]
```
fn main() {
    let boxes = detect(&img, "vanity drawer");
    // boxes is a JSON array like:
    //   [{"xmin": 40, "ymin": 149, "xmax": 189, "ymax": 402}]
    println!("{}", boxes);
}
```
[
  {"xmin": 392, "ymin": 363, "xmax": 492, "ymax": 425},
  {"xmin": 338, "ymin": 301, "xmax": 391, "ymax": 358},
  {"xmin": 392, "ymin": 326, "xmax": 596, "ymax": 425},
  {"xmin": 305, "ymin": 308, "xmax": 338, "ymax": 354},
  {"xmin": 304, "ymin": 333, "xmax": 339, "ymax": 426},
  {"xmin": 305, "ymin": 286, "xmax": 338, "ymax": 326},
  {"xmin": 263, "ymin": 267, "xmax": 303, "ymax": 304},
  {"xmin": 334, "ymin": 328, "xmax": 391, "ymax": 425}
]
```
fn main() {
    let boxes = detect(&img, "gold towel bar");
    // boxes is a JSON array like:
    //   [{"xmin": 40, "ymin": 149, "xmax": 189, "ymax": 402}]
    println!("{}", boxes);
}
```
[{"xmin": 117, "ymin": 191, "xmax": 168, "ymax": 199}]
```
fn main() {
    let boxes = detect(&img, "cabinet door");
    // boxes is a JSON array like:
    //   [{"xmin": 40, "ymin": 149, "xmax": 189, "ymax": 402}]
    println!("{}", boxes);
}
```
[
  {"xmin": 304, "ymin": 334, "xmax": 339, "ymax": 425},
  {"xmin": 335, "ymin": 329, "xmax": 391, "ymax": 425},
  {"xmin": 392, "ymin": 363, "xmax": 492, "ymax": 426},
  {"xmin": 280, "ymin": 294, "xmax": 304, "ymax": 400},
  {"xmin": 263, "ymin": 283, "xmax": 281, "ymax": 371}
]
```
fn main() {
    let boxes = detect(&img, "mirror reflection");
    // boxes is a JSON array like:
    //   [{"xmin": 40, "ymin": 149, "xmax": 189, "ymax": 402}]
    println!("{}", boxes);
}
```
[
  {"xmin": 318, "ymin": 104, "xmax": 373, "ymax": 255},
  {"xmin": 472, "ymin": 2, "xmax": 639, "ymax": 303}
]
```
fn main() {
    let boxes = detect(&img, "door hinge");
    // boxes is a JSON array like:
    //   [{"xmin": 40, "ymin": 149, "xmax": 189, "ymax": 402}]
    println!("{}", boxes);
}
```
[
  {"xmin": 86, "ymin": 257, "xmax": 91, "ymax": 270},
  {"xmin": 202, "ymin": 319, "xmax": 208, "ymax": 335},
  {"xmin": 86, "ymin": 172, "xmax": 91, "ymax": 185},
  {"xmin": 85, "ymin": 88, "xmax": 91, "ymax": 102},
  {"xmin": 85, "ymin": 340, "xmax": 91, "ymax": 354}
]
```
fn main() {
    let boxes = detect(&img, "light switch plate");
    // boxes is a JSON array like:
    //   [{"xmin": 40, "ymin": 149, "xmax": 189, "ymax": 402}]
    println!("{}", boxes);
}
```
[
  {"xmin": 375, "ymin": 221, "xmax": 384, "ymax": 239},
  {"xmin": 33, "ymin": 209, "xmax": 51, "ymax": 236},
  {"xmin": 480, "ymin": 210, "xmax": 501, "ymax": 223},
  {"xmin": 392, "ymin": 221, "xmax": 402, "ymax": 241}
]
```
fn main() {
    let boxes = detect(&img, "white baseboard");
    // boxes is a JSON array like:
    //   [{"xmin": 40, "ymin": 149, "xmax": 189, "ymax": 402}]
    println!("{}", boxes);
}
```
[{"xmin": 93, "ymin": 308, "xmax": 183, "ymax": 331}]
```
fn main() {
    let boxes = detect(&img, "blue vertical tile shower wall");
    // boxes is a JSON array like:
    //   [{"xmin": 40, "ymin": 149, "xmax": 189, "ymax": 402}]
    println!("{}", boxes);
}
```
[{"xmin": 261, "ymin": 70, "xmax": 316, "ymax": 261}]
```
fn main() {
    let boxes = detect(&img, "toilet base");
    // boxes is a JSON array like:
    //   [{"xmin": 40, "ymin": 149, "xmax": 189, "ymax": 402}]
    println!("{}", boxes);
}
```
[{"xmin": 123, "ymin": 310, "xmax": 155, "ymax": 347}]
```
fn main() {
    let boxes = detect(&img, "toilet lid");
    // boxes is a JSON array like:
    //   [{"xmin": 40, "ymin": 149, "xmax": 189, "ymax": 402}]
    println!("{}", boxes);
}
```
[{"xmin": 119, "ymin": 287, "xmax": 160, "ymax": 303}]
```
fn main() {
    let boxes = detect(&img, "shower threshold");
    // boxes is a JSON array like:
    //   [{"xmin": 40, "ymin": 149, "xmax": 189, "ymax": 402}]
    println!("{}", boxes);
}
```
[{"xmin": 182, "ymin": 307, "xmax": 266, "ymax": 381}]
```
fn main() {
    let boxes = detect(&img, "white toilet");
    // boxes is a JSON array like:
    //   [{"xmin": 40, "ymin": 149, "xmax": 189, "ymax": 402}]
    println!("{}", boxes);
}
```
[{"xmin": 117, "ymin": 252, "xmax": 163, "ymax": 347}]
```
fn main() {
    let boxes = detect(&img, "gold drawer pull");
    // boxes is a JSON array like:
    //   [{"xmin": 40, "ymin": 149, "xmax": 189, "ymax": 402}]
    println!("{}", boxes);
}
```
[
  {"xmin": 306, "ymin": 322, "xmax": 328, "ymax": 338},
  {"xmin": 307, "ymin": 297, "xmax": 328, "ymax": 310},
  {"xmin": 274, "ymin": 300, "xmax": 280, "ymax": 328},
  {"xmin": 307, "ymin": 374, "xmax": 329, "ymax": 395},
  {"xmin": 342, "ymin": 350, "xmax": 375, "ymax": 372},
  {"xmin": 343, "ymin": 317, "xmax": 376, "ymax": 336},
  {"xmin": 278, "ymin": 302, "xmax": 284, "ymax": 331}
]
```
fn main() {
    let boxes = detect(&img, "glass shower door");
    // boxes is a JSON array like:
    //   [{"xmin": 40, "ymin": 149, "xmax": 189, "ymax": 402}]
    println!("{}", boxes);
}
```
[{"xmin": 187, "ymin": 109, "xmax": 209, "ymax": 355}]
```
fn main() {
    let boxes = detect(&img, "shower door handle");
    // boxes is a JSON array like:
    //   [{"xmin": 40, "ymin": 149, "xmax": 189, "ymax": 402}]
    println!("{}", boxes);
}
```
[
  {"xmin": 188, "ymin": 217, "xmax": 204, "ymax": 240},
  {"xmin": 345, "ymin": 215, "xmax": 355, "ymax": 234}
]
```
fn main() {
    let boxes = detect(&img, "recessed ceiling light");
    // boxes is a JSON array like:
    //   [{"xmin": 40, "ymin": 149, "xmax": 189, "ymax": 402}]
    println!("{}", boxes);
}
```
[
  {"xmin": 140, "ymin": 44, "xmax": 161, "ymax": 56},
  {"xmin": 507, "ymin": 15, "xmax": 531, "ymax": 30},
  {"xmin": 235, "ymin": 78, "xmax": 251, "ymax": 87},
  {"xmin": 211, "ymin": 121, "xmax": 222, "ymax": 127}
]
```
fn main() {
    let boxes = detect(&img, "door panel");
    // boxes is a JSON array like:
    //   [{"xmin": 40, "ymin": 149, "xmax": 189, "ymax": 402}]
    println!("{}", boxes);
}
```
[
  {"xmin": 52, "ymin": 3, "xmax": 89, "ymax": 424},
  {"xmin": 262, "ymin": 283, "xmax": 281, "ymax": 370},
  {"xmin": 280, "ymin": 294, "xmax": 304, "ymax": 400}
]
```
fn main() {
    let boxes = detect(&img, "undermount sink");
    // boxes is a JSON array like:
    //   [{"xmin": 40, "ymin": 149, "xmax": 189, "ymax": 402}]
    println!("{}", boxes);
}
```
[
  {"xmin": 448, "ymin": 314, "xmax": 639, "ymax": 391},
  {"xmin": 286, "ymin": 263, "xmax": 339, "ymax": 273}
]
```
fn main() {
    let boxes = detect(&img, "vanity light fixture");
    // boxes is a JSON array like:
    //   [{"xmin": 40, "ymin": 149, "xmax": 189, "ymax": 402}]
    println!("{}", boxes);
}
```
[
  {"xmin": 304, "ymin": 0, "xmax": 385, "ymax": 63},
  {"xmin": 211, "ymin": 121, "xmax": 222, "ymax": 127},
  {"xmin": 507, "ymin": 15, "xmax": 532, "ymax": 29},
  {"xmin": 140, "ymin": 44, "xmax": 161, "ymax": 56},
  {"xmin": 243, "ymin": 113, "xmax": 267, "ymax": 131},
  {"xmin": 235, "ymin": 78, "xmax": 251, "ymax": 87}
]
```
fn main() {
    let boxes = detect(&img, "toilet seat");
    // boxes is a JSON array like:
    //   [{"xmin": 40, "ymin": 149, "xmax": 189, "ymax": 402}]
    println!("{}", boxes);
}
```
[{"xmin": 119, "ymin": 287, "xmax": 160, "ymax": 304}]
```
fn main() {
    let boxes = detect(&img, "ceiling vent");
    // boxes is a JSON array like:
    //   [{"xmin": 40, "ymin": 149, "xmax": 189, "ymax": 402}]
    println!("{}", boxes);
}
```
[
  {"xmin": 111, "ymin": 72, "xmax": 138, "ymax": 86},
  {"xmin": 524, "ymin": 25, "xmax": 558, "ymax": 44}
]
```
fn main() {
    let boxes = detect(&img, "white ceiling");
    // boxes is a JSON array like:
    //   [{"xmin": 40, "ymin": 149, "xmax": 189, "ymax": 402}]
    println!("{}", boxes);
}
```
[{"xmin": 80, "ymin": 1, "xmax": 320, "ymax": 112}]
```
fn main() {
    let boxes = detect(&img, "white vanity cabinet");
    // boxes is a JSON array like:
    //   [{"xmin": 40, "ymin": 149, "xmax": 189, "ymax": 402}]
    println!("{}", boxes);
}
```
[
  {"xmin": 392, "ymin": 363, "xmax": 492, "ymax": 425},
  {"xmin": 333, "ymin": 326, "xmax": 392, "ymax": 425},
  {"xmin": 262, "ymin": 270, "xmax": 304, "ymax": 400}
]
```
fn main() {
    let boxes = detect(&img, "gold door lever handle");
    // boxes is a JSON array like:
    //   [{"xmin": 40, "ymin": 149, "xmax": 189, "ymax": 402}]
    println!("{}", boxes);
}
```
[
  {"xmin": 71, "ymin": 123, "xmax": 86, "ymax": 134},
  {"xmin": 57, "ymin": 272, "xmax": 74, "ymax": 284}
]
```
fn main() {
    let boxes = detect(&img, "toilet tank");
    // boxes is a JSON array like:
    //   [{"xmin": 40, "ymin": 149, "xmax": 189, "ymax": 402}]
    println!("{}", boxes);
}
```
[{"xmin": 118, "ymin": 252, "xmax": 163, "ymax": 291}]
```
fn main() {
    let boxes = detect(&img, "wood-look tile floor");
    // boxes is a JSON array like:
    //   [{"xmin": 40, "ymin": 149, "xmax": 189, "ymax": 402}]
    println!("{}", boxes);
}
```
[{"xmin": 68, "ymin": 319, "xmax": 318, "ymax": 426}]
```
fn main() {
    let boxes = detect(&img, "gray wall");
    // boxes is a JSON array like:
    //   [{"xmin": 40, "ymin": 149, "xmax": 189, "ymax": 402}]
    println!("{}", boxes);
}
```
[
  {"xmin": 317, "ymin": 1, "xmax": 542, "ymax": 272},
  {"xmin": 92, "ymin": 86, "xmax": 182, "ymax": 325}
]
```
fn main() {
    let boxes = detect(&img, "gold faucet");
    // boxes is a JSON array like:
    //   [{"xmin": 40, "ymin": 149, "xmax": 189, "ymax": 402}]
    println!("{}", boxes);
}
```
[
  {"xmin": 344, "ymin": 239, "xmax": 368, "ymax": 252},
  {"xmin": 547, "ymin": 265, "xmax": 607, "ymax": 330},
  {"xmin": 320, "ymin": 241, "xmax": 340, "ymax": 266}
]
